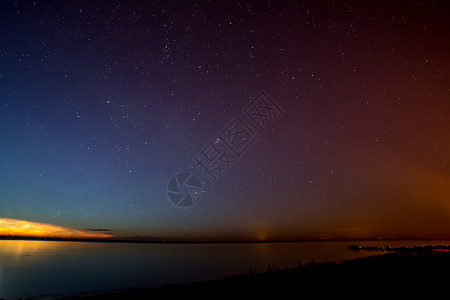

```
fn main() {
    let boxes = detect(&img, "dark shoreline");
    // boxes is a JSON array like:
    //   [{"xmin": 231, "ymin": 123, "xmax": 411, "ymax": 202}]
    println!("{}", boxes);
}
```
[
  {"xmin": 49, "ymin": 248, "xmax": 450, "ymax": 299},
  {"xmin": 2, "ymin": 235, "xmax": 450, "ymax": 245}
]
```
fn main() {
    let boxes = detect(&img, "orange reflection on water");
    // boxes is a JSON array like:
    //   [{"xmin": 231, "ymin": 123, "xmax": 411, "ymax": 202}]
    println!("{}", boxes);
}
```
[{"xmin": 0, "ymin": 218, "xmax": 111, "ymax": 239}]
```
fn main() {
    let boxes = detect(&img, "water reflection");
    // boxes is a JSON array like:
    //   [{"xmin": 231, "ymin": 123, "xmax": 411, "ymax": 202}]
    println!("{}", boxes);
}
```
[
  {"xmin": 0, "ymin": 240, "xmax": 448, "ymax": 299},
  {"xmin": 0, "ymin": 240, "xmax": 67, "ymax": 266}
]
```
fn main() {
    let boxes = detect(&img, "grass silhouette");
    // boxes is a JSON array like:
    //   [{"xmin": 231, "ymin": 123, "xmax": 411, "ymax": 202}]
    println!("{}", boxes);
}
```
[{"xmin": 54, "ymin": 248, "xmax": 450, "ymax": 299}]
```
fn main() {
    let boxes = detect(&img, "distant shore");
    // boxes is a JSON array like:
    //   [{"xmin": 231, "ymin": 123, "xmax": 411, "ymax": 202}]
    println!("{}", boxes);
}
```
[
  {"xmin": 51, "ymin": 247, "xmax": 449, "ymax": 299},
  {"xmin": 347, "ymin": 243, "xmax": 450, "ymax": 252},
  {"xmin": 2, "ymin": 235, "xmax": 450, "ymax": 244}
]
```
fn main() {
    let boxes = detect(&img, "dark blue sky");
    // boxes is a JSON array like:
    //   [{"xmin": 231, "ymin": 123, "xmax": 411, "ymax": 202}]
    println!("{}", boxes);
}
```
[{"xmin": 1, "ymin": 0, "xmax": 449, "ymax": 240}]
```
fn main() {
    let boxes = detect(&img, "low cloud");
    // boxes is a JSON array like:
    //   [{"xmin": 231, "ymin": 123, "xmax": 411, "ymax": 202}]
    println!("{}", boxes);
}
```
[{"xmin": 84, "ymin": 228, "xmax": 114, "ymax": 232}]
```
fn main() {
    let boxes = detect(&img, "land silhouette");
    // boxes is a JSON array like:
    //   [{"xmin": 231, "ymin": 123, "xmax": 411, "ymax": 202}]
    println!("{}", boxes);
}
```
[{"xmin": 54, "ymin": 245, "xmax": 449, "ymax": 299}]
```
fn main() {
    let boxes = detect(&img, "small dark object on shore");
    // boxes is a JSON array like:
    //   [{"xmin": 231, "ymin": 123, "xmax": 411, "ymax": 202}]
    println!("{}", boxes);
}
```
[
  {"xmin": 361, "ymin": 246, "xmax": 379, "ymax": 251},
  {"xmin": 348, "ymin": 244, "xmax": 361, "ymax": 250}
]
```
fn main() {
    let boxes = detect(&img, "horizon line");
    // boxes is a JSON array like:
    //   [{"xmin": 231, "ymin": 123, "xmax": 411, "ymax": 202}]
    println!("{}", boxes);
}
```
[{"xmin": 1, "ymin": 235, "xmax": 450, "ymax": 244}]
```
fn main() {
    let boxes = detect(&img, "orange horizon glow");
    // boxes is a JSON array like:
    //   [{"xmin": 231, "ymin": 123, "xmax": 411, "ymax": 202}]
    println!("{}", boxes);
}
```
[{"xmin": 0, "ymin": 218, "xmax": 112, "ymax": 239}]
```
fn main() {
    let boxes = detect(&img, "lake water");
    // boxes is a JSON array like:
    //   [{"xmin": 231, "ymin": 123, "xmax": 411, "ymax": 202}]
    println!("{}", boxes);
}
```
[{"xmin": 0, "ymin": 239, "xmax": 448, "ymax": 299}]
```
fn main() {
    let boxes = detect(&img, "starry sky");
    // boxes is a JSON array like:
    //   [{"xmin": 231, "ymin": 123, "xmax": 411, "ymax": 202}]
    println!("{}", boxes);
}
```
[{"xmin": 1, "ymin": 0, "xmax": 449, "ymax": 241}]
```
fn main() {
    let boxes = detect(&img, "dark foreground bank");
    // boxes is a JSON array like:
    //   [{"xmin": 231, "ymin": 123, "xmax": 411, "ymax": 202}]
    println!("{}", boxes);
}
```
[{"xmin": 53, "ymin": 250, "xmax": 449, "ymax": 299}]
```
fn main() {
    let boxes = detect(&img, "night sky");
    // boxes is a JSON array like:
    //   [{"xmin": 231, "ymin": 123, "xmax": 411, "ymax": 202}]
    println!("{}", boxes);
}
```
[{"xmin": 1, "ymin": 1, "xmax": 449, "ymax": 241}]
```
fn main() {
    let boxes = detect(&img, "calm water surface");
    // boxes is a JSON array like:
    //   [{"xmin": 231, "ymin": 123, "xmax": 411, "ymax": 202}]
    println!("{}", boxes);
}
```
[{"xmin": 0, "ymin": 240, "xmax": 447, "ymax": 299}]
